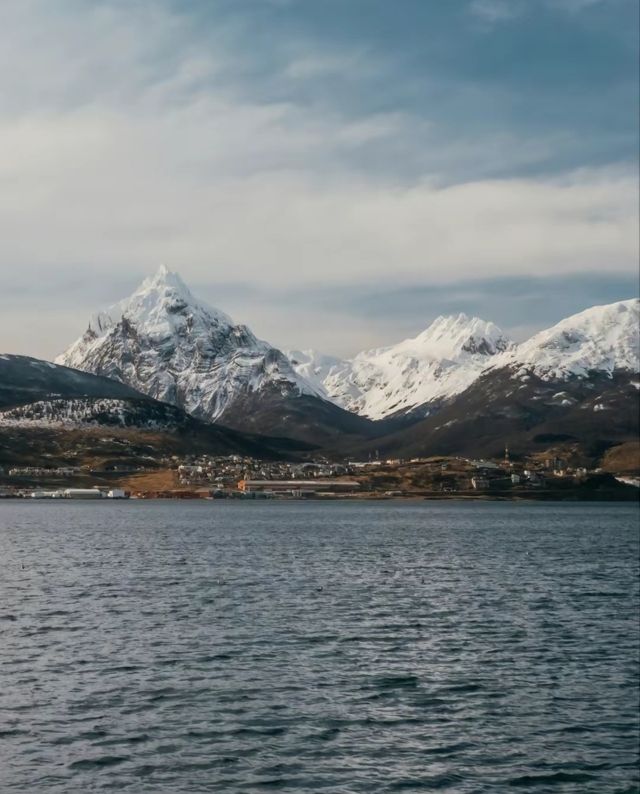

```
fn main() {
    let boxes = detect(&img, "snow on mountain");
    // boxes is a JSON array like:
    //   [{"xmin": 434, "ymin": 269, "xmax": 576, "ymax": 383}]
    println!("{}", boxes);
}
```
[
  {"xmin": 493, "ymin": 298, "xmax": 640, "ymax": 380},
  {"xmin": 0, "ymin": 397, "xmax": 186, "ymax": 429},
  {"xmin": 283, "ymin": 349, "xmax": 346, "ymax": 399},
  {"xmin": 56, "ymin": 265, "xmax": 319, "ymax": 422},
  {"xmin": 287, "ymin": 314, "xmax": 513, "ymax": 420},
  {"xmin": 55, "ymin": 265, "xmax": 638, "ymax": 436},
  {"xmin": 287, "ymin": 301, "xmax": 639, "ymax": 421}
]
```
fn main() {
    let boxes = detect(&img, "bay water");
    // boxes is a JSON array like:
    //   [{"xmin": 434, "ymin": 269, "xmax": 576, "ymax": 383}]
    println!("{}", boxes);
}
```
[{"xmin": 0, "ymin": 500, "xmax": 638, "ymax": 792}]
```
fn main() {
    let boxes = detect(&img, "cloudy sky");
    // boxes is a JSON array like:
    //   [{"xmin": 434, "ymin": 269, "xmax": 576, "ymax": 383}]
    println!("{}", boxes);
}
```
[{"xmin": 1, "ymin": 0, "xmax": 638, "ymax": 358}]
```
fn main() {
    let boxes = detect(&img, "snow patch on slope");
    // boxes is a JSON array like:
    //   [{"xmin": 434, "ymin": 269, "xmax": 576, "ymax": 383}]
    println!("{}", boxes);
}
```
[{"xmin": 0, "ymin": 398, "xmax": 181, "ymax": 429}]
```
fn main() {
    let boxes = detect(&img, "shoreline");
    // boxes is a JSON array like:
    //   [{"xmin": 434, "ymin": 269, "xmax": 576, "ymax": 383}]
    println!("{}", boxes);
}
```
[{"xmin": 2, "ymin": 491, "xmax": 637, "ymax": 503}]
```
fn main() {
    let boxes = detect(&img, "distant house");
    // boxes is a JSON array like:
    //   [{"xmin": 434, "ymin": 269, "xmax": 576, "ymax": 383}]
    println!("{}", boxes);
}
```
[
  {"xmin": 178, "ymin": 465, "xmax": 203, "ymax": 476},
  {"xmin": 471, "ymin": 476, "xmax": 490, "ymax": 490},
  {"xmin": 471, "ymin": 460, "xmax": 501, "ymax": 471},
  {"xmin": 523, "ymin": 470, "xmax": 545, "ymax": 486}
]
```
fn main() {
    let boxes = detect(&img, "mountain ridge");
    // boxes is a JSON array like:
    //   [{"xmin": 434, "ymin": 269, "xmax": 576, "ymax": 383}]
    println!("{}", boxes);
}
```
[
  {"xmin": 488, "ymin": 298, "xmax": 639, "ymax": 380},
  {"xmin": 287, "ymin": 299, "xmax": 639, "ymax": 420},
  {"xmin": 288, "ymin": 313, "xmax": 512, "ymax": 420}
]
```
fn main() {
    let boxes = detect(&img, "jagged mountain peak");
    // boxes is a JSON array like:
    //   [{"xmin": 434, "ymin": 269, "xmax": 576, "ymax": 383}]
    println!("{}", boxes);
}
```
[
  {"xmin": 133, "ymin": 265, "xmax": 221, "ymax": 317},
  {"xmin": 411, "ymin": 313, "xmax": 511, "ymax": 359},
  {"xmin": 142, "ymin": 263, "xmax": 189, "ymax": 291},
  {"xmin": 133, "ymin": 264, "xmax": 202, "ymax": 311},
  {"xmin": 96, "ymin": 266, "xmax": 233, "ymax": 336},
  {"xmin": 56, "ymin": 268, "xmax": 318, "ymax": 423}
]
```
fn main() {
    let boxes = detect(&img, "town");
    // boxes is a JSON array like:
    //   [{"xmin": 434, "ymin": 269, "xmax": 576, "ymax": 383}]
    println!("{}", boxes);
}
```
[{"xmin": 0, "ymin": 446, "xmax": 636, "ymax": 500}]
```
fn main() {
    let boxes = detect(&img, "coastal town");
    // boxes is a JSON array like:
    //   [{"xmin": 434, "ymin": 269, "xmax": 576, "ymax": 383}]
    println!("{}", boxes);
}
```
[{"xmin": 1, "ymin": 445, "xmax": 637, "ymax": 500}]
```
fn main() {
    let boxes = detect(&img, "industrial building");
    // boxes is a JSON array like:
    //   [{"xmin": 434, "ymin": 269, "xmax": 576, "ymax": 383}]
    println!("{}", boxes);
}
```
[
  {"xmin": 63, "ymin": 488, "xmax": 104, "ymax": 499},
  {"xmin": 237, "ymin": 479, "xmax": 359, "ymax": 495},
  {"xmin": 28, "ymin": 488, "xmax": 129, "ymax": 499}
]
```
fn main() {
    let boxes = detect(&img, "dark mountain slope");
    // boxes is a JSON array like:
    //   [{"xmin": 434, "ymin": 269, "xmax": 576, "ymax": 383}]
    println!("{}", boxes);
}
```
[
  {"xmin": 0, "ymin": 354, "xmax": 308, "ymax": 460},
  {"xmin": 0, "ymin": 354, "xmax": 142, "ymax": 409},
  {"xmin": 335, "ymin": 369, "xmax": 640, "ymax": 462}
]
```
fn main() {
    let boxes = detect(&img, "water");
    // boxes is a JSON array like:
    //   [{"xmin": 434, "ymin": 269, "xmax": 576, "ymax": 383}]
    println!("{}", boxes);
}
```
[{"xmin": 0, "ymin": 501, "xmax": 638, "ymax": 793}]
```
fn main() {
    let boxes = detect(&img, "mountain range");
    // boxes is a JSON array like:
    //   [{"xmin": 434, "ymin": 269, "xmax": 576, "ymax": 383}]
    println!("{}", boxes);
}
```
[
  {"xmin": 289, "ymin": 298, "xmax": 639, "ymax": 460},
  {"xmin": 2, "ymin": 265, "xmax": 637, "ymax": 465}
]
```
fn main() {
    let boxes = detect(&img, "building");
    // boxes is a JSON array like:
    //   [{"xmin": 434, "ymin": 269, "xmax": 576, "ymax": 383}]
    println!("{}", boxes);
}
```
[
  {"xmin": 63, "ymin": 488, "xmax": 104, "ymax": 499},
  {"xmin": 471, "ymin": 476, "xmax": 490, "ymax": 490},
  {"xmin": 237, "ymin": 479, "xmax": 359, "ymax": 495},
  {"xmin": 471, "ymin": 460, "xmax": 502, "ymax": 471},
  {"xmin": 31, "ymin": 490, "xmax": 64, "ymax": 499}
]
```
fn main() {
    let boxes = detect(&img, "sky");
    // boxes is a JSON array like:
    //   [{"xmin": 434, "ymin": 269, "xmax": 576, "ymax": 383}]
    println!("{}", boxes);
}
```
[{"xmin": 0, "ymin": 0, "xmax": 638, "ymax": 358}]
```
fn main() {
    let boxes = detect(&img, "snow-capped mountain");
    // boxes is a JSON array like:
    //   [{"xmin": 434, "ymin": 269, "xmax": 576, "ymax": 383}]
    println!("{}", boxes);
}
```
[
  {"xmin": 287, "ymin": 314, "xmax": 513, "ymax": 420},
  {"xmin": 57, "ymin": 265, "xmax": 317, "ymax": 418},
  {"xmin": 342, "ymin": 299, "xmax": 640, "ymax": 461},
  {"xmin": 287, "ymin": 301, "xmax": 639, "ymax": 422},
  {"xmin": 56, "ymin": 266, "xmax": 378, "ymax": 444},
  {"xmin": 491, "ymin": 298, "xmax": 640, "ymax": 381}
]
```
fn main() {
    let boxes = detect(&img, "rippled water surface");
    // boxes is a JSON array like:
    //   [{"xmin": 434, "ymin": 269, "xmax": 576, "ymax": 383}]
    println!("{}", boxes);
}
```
[{"xmin": 0, "ymin": 500, "xmax": 638, "ymax": 793}]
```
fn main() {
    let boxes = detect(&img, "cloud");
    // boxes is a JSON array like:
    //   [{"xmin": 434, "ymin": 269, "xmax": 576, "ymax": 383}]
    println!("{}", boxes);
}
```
[
  {"xmin": 548, "ymin": 0, "xmax": 609, "ymax": 11},
  {"xmin": 468, "ymin": 0, "xmax": 523, "ymax": 24},
  {"xmin": 468, "ymin": 0, "xmax": 625, "ymax": 29},
  {"xmin": 283, "ymin": 51, "xmax": 375, "ymax": 81},
  {"xmin": 0, "ymin": 0, "xmax": 637, "ymax": 360},
  {"xmin": 2, "ymin": 118, "xmax": 635, "ymax": 284}
]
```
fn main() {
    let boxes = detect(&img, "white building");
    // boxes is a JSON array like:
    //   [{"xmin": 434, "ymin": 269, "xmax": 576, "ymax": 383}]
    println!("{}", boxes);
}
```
[
  {"xmin": 63, "ymin": 488, "xmax": 104, "ymax": 499},
  {"xmin": 107, "ymin": 489, "xmax": 128, "ymax": 499}
]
